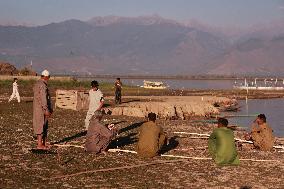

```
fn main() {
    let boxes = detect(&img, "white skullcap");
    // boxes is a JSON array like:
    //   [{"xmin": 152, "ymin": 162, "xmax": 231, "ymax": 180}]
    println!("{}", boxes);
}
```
[{"xmin": 41, "ymin": 70, "xmax": 50, "ymax": 77}]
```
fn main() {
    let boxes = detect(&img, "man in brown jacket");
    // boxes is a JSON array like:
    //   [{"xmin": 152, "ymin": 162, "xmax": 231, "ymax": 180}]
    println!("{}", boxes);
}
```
[
  {"xmin": 33, "ymin": 70, "xmax": 53, "ymax": 149},
  {"xmin": 85, "ymin": 111, "xmax": 116, "ymax": 154},
  {"xmin": 246, "ymin": 114, "xmax": 274, "ymax": 151},
  {"xmin": 136, "ymin": 112, "xmax": 167, "ymax": 158}
]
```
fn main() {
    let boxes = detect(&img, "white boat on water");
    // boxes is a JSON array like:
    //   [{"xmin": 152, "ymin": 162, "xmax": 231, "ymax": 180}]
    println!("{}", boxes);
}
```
[
  {"xmin": 142, "ymin": 80, "xmax": 167, "ymax": 89},
  {"xmin": 234, "ymin": 78, "xmax": 284, "ymax": 90}
]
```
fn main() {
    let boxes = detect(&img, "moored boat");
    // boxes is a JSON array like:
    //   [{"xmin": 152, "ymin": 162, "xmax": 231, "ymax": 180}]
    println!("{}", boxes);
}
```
[
  {"xmin": 234, "ymin": 78, "xmax": 284, "ymax": 90},
  {"xmin": 142, "ymin": 80, "xmax": 167, "ymax": 89}
]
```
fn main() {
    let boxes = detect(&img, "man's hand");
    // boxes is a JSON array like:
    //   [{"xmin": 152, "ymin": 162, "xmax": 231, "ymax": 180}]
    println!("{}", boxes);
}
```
[
  {"xmin": 44, "ymin": 111, "xmax": 51, "ymax": 118},
  {"xmin": 244, "ymin": 133, "xmax": 251, "ymax": 140},
  {"xmin": 108, "ymin": 124, "xmax": 115, "ymax": 130}
]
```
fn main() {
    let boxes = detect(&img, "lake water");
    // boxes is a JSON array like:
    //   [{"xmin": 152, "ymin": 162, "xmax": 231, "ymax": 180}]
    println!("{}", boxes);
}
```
[
  {"xmin": 81, "ymin": 78, "xmax": 236, "ymax": 90},
  {"xmin": 227, "ymin": 98, "xmax": 284, "ymax": 137},
  {"xmin": 80, "ymin": 77, "xmax": 283, "ymax": 136}
]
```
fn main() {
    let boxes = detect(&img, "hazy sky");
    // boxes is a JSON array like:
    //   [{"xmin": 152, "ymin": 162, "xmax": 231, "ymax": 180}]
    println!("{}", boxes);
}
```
[{"xmin": 0, "ymin": 0, "xmax": 283, "ymax": 28}]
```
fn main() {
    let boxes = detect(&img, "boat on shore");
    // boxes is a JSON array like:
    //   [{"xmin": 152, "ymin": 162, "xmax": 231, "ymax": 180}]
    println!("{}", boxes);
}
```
[
  {"xmin": 142, "ymin": 80, "xmax": 167, "ymax": 89},
  {"xmin": 234, "ymin": 78, "xmax": 284, "ymax": 90}
]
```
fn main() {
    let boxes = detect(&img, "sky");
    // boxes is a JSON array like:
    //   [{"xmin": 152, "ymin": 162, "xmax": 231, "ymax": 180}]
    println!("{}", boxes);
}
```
[{"xmin": 0, "ymin": 0, "xmax": 283, "ymax": 28}]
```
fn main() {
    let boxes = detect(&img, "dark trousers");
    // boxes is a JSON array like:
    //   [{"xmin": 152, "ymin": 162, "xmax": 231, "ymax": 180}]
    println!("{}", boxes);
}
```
[{"xmin": 115, "ymin": 90, "xmax": 121, "ymax": 104}]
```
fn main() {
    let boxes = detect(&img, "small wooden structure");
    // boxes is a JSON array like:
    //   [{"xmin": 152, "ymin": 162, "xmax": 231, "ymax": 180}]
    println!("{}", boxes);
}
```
[{"xmin": 55, "ymin": 90, "xmax": 89, "ymax": 111}]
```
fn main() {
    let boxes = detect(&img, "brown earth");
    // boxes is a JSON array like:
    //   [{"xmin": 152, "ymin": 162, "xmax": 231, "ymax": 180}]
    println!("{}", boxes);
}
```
[
  {"xmin": 107, "ymin": 96, "xmax": 227, "ymax": 119},
  {"xmin": 1, "ymin": 95, "xmax": 284, "ymax": 188}
]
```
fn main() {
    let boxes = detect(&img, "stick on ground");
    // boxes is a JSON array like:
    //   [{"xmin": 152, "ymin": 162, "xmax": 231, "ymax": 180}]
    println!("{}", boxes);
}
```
[{"xmin": 174, "ymin": 131, "xmax": 284, "ymax": 149}]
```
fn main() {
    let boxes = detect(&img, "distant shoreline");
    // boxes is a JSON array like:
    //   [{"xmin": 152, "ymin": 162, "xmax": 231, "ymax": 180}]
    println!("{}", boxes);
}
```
[
  {"xmin": 1, "ymin": 74, "xmax": 283, "ymax": 81},
  {"xmin": 71, "ymin": 75, "xmax": 284, "ymax": 81},
  {"xmin": 1, "ymin": 75, "xmax": 284, "ymax": 100}
]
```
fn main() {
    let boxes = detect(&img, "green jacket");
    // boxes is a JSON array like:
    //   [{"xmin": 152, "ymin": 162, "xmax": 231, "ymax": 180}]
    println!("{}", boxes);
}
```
[{"xmin": 208, "ymin": 127, "xmax": 240, "ymax": 166}]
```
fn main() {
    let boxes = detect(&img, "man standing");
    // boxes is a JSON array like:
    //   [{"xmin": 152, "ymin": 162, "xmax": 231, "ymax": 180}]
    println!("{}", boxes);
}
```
[
  {"xmin": 85, "ymin": 111, "xmax": 116, "ymax": 154},
  {"xmin": 208, "ymin": 118, "xmax": 240, "ymax": 166},
  {"xmin": 85, "ymin": 80, "xmax": 104, "ymax": 130},
  {"xmin": 136, "ymin": 113, "xmax": 167, "ymax": 158},
  {"xmin": 114, "ymin": 78, "xmax": 122, "ymax": 104},
  {"xmin": 8, "ymin": 78, "xmax": 20, "ymax": 103},
  {"xmin": 33, "ymin": 70, "xmax": 53, "ymax": 149},
  {"xmin": 247, "ymin": 114, "xmax": 274, "ymax": 151}
]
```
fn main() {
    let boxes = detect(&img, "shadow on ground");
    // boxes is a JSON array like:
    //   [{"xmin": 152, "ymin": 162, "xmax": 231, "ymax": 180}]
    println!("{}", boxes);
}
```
[
  {"xmin": 52, "ymin": 131, "xmax": 87, "ymax": 144},
  {"xmin": 109, "ymin": 133, "xmax": 138, "ymax": 148},
  {"xmin": 119, "ymin": 121, "xmax": 145, "ymax": 134},
  {"xmin": 160, "ymin": 136, "xmax": 179, "ymax": 154}
]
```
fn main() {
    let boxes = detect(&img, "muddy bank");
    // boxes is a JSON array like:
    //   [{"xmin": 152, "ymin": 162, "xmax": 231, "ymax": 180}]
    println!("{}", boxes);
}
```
[
  {"xmin": 53, "ymin": 90, "xmax": 235, "ymax": 118},
  {"xmin": 1, "ymin": 100, "xmax": 284, "ymax": 188},
  {"xmin": 107, "ymin": 96, "xmax": 233, "ymax": 119}
]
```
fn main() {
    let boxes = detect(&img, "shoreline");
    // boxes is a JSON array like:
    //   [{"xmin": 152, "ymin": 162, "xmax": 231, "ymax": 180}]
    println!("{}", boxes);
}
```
[
  {"xmin": 1, "ymin": 76, "xmax": 284, "ymax": 100},
  {"xmin": 63, "ymin": 74, "xmax": 284, "ymax": 81}
]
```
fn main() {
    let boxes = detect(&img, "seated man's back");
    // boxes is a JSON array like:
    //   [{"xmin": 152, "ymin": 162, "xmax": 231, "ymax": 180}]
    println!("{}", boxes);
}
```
[
  {"xmin": 137, "ymin": 113, "xmax": 166, "ymax": 158},
  {"xmin": 208, "ymin": 118, "xmax": 239, "ymax": 166}
]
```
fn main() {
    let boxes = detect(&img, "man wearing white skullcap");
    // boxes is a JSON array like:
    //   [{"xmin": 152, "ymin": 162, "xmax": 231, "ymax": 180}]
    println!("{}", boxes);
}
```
[{"xmin": 32, "ymin": 69, "xmax": 53, "ymax": 149}]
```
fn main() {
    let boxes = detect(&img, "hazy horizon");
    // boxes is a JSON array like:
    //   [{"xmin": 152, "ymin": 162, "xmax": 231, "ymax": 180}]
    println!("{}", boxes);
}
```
[
  {"xmin": 0, "ymin": 0, "xmax": 284, "ymax": 76},
  {"xmin": 0, "ymin": 0, "xmax": 283, "ymax": 29}
]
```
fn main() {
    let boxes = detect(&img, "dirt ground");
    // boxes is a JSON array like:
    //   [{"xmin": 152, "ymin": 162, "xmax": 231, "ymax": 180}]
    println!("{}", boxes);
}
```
[{"xmin": 1, "ymin": 96, "xmax": 284, "ymax": 188}]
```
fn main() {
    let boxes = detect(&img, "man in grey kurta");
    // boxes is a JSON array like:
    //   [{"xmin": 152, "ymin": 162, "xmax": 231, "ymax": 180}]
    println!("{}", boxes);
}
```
[
  {"xmin": 33, "ymin": 70, "xmax": 53, "ymax": 149},
  {"xmin": 85, "ymin": 111, "xmax": 116, "ymax": 154}
]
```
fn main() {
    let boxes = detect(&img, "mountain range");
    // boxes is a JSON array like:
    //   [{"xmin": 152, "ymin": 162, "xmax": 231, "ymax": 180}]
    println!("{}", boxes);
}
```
[{"xmin": 0, "ymin": 15, "xmax": 283, "ymax": 76}]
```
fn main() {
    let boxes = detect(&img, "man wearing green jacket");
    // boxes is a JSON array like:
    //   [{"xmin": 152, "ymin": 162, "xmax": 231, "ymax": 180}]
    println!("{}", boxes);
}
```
[{"xmin": 208, "ymin": 118, "xmax": 240, "ymax": 166}]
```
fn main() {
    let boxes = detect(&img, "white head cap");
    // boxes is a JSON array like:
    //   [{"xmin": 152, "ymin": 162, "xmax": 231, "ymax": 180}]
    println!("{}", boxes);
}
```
[{"xmin": 41, "ymin": 70, "xmax": 50, "ymax": 77}]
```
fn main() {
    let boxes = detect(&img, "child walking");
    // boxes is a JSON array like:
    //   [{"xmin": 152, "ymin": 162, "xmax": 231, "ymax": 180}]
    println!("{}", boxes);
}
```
[{"xmin": 8, "ymin": 78, "xmax": 20, "ymax": 103}]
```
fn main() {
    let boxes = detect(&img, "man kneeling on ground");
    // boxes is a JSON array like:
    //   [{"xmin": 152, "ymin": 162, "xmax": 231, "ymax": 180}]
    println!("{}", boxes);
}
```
[
  {"xmin": 136, "ymin": 112, "xmax": 167, "ymax": 158},
  {"xmin": 245, "ymin": 114, "xmax": 274, "ymax": 151},
  {"xmin": 208, "ymin": 118, "xmax": 240, "ymax": 166},
  {"xmin": 85, "ymin": 111, "xmax": 117, "ymax": 154}
]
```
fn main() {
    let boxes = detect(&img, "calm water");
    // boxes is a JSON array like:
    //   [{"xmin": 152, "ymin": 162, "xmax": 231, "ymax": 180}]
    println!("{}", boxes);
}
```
[
  {"xmin": 79, "ymin": 77, "xmax": 283, "ymax": 136},
  {"xmin": 227, "ymin": 98, "xmax": 284, "ymax": 137},
  {"xmin": 80, "ymin": 78, "xmax": 235, "ymax": 90}
]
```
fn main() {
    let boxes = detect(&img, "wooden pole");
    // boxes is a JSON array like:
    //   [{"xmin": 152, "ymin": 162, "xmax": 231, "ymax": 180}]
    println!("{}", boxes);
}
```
[
  {"xmin": 173, "ymin": 132, "xmax": 210, "ymax": 137},
  {"xmin": 223, "ymin": 114, "xmax": 257, "ymax": 118},
  {"xmin": 173, "ymin": 147, "xmax": 207, "ymax": 151},
  {"xmin": 161, "ymin": 154, "xmax": 211, "ymax": 160},
  {"xmin": 53, "ymin": 144, "xmax": 84, "ymax": 148},
  {"xmin": 108, "ymin": 149, "xmax": 137, "ymax": 154},
  {"xmin": 49, "ymin": 145, "xmax": 281, "ymax": 163},
  {"xmin": 108, "ymin": 149, "xmax": 280, "ymax": 162},
  {"xmin": 173, "ymin": 131, "xmax": 284, "ymax": 149},
  {"xmin": 52, "ymin": 137, "xmax": 284, "ymax": 150}
]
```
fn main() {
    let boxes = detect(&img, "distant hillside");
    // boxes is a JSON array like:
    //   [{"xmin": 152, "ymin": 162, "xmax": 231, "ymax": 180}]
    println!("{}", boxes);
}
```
[
  {"xmin": 0, "ymin": 61, "xmax": 18, "ymax": 75},
  {"xmin": 0, "ymin": 15, "xmax": 283, "ymax": 76},
  {"xmin": 205, "ymin": 36, "xmax": 284, "ymax": 76}
]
